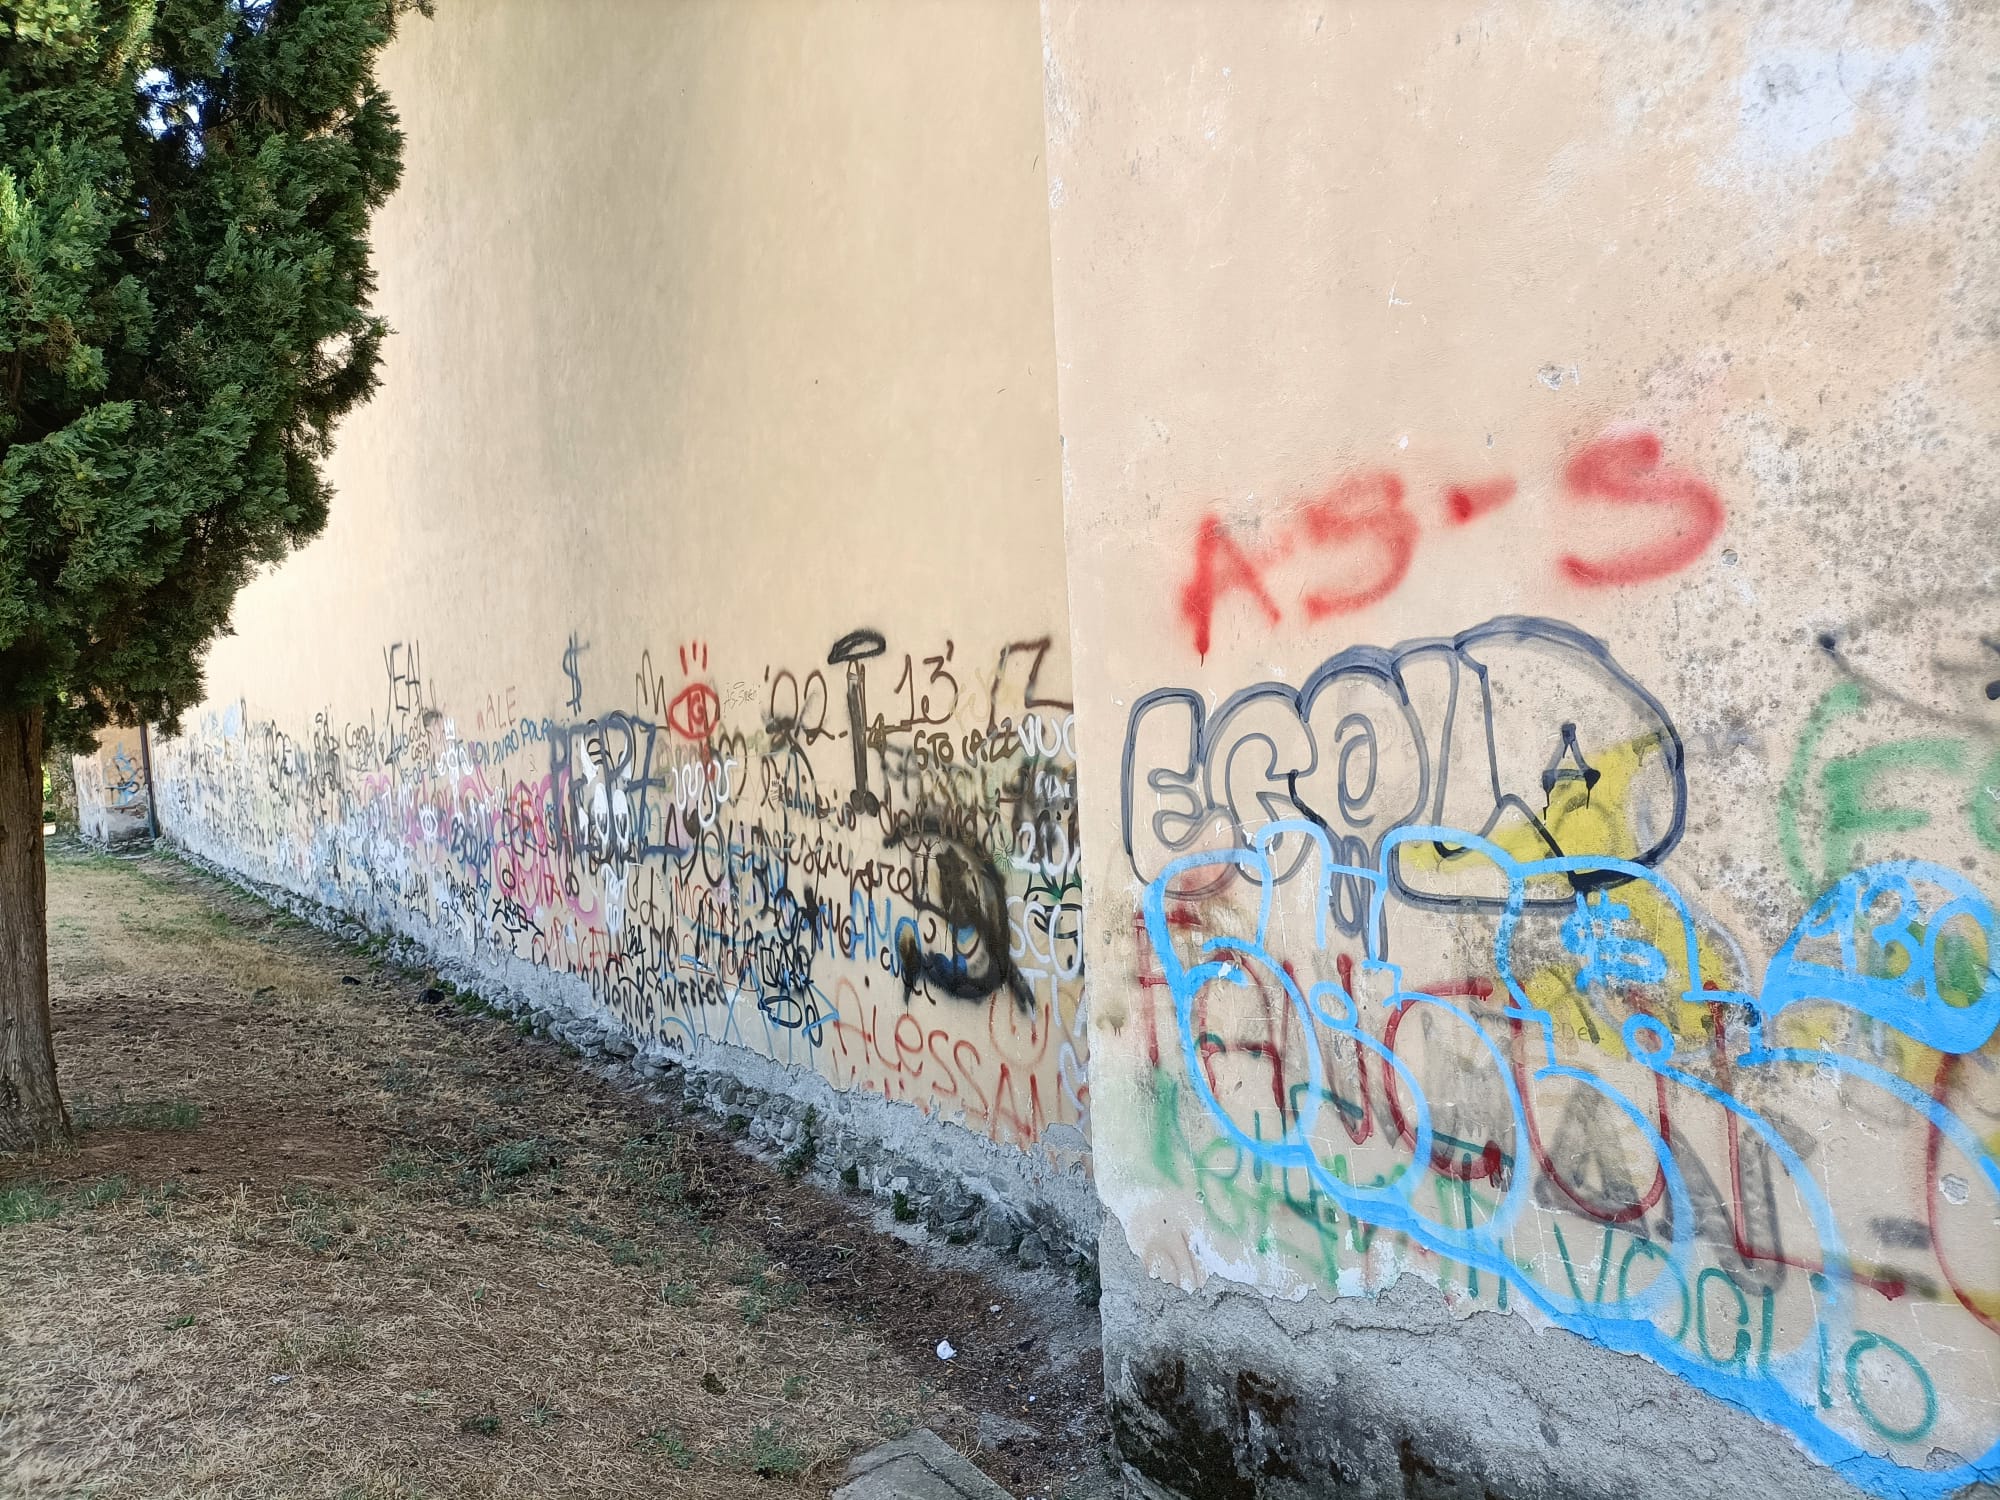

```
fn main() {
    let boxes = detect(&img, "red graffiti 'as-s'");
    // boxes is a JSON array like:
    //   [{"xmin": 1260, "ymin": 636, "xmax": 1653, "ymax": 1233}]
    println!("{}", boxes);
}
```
[
  {"xmin": 1180, "ymin": 515, "xmax": 1280, "ymax": 659},
  {"xmin": 1557, "ymin": 429, "xmax": 1723, "ymax": 587},
  {"xmin": 1444, "ymin": 476, "xmax": 1517, "ymax": 525},
  {"xmin": 1297, "ymin": 471, "xmax": 1420, "ymax": 622}
]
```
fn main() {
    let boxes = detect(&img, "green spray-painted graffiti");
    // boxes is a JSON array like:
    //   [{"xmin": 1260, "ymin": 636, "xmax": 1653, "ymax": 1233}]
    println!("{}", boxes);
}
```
[{"xmin": 1779, "ymin": 681, "xmax": 2000, "ymax": 897}]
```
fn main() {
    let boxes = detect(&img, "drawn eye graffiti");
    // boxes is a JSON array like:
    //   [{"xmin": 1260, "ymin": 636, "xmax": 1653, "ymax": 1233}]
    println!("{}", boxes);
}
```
[{"xmin": 664, "ymin": 683, "xmax": 720, "ymax": 741}]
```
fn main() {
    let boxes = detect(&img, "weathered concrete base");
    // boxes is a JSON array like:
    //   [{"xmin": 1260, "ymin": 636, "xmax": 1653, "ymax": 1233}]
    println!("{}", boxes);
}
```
[
  {"xmin": 1097, "ymin": 1233, "xmax": 1878, "ymax": 1500},
  {"xmin": 77, "ymin": 803, "xmax": 151, "ymax": 847},
  {"xmin": 157, "ymin": 837, "xmax": 1100, "ymax": 1271},
  {"xmin": 834, "ymin": 1429, "xmax": 1015, "ymax": 1500},
  {"xmin": 673, "ymin": 1064, "xmax": 1095, "ymax": 1273}
]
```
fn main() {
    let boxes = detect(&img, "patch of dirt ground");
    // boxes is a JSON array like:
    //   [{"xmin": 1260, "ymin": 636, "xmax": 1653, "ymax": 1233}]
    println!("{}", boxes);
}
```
[{"xmin": 0, "ymin": 842, "xmax": 1115, "ymax": 1500}]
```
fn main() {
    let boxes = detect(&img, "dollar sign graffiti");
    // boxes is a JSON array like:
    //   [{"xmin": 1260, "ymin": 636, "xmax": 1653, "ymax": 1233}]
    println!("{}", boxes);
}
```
[{"xmin": 562, "ymin": 633, "xmax": 586, "ymax": 715}]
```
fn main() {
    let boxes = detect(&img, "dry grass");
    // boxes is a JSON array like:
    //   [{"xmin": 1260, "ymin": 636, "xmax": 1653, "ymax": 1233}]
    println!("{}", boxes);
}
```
[{"xmin": 0, "ymin": 843, "xmax": 1103, "ymax": 1499}]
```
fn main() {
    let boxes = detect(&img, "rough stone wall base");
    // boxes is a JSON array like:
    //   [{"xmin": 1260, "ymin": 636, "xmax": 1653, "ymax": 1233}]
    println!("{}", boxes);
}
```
[
  {"xmin": 157, "ymin": 837, "xmax": 1102, "ymax": 1277},
  {"xmin": 1097, "ymin": 1232, "xmax": 1877, "ymax": 1500}
]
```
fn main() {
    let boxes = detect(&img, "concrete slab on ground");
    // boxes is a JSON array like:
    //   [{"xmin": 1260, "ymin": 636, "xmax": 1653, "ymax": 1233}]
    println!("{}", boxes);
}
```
[{"xmin": 833, "ymin": 1428, "xmax": 1014, "ymax": 1500}]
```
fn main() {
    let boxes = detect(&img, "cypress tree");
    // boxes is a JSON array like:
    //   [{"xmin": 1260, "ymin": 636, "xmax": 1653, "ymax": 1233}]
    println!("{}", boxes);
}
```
[{"xmin": 0, "ymin": 0, "xmax": 420, "ymax": 1148}]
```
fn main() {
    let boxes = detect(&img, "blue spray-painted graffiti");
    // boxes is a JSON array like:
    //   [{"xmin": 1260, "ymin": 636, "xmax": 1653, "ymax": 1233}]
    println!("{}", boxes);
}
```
[
  {"xmin": 108, "ymin": 742, "xmax": 143, "ymax": 807},
  {"xmin": 1144, "ymin": 818, "xmax": 1999, "ymax": 1497}
]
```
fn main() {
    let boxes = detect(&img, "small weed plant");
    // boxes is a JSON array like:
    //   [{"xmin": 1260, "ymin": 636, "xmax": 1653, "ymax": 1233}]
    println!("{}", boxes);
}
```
[
  {"xmin": 635, "ymin": 1427, "xmax": 694, "ymax": 1468},
  {"xmin": 731, "ymin": 1420, "xmax": 807, "ymax": 1478}
]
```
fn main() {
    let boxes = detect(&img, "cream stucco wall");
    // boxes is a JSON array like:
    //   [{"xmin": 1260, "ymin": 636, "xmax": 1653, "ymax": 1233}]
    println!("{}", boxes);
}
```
[
  {"xmin": 154, "ymin": 0, "xmax": 1089, "ymax": 1221},
  {"xmin": 1043, "ymin": 1, "xmax": 1998, "ymax": 1495}
]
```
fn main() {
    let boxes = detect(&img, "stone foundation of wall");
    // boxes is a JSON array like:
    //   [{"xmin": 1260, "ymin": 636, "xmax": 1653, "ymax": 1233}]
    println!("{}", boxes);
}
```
[
  {"xmin": 161, "ymin": 837, "xmax": 1103, "ymax": 1280},
  {"xmin": 1097, "ymin": 1235, "xmax": 1878, "ymax": 1500}
]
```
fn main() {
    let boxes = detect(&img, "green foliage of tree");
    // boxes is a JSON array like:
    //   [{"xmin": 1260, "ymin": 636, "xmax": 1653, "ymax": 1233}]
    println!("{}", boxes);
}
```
[
  {"xmin": 2, "ymin": 0, "xmax": 421, "ymax": 742},
  {"xmin": 0, "ymin": 0, "xmax": 422, "ymax": 1148}
]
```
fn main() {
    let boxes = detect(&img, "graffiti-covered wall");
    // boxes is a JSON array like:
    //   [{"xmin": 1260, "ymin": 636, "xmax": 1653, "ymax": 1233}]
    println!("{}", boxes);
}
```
[
  {"xmin": 1043, "ymin": 1, "xmax": 1998, "ymax": 1496},
  {"xmin": 75, "ymin": 728, "xmax": 151, "ymax": 847},
  {"xmin": 151, "ymin": 0, "xmax": 1090, "ymax": 1226},
  {"xmin": 148, "ymin": 0, "xmax": 2000, "ymax": 1493}
]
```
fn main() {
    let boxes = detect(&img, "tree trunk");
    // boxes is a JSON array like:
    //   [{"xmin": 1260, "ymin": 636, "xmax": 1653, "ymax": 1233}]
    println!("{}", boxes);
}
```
[{"xmin": 0, "ymin": 707, "xmax": 68, "ymax": 1152}]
